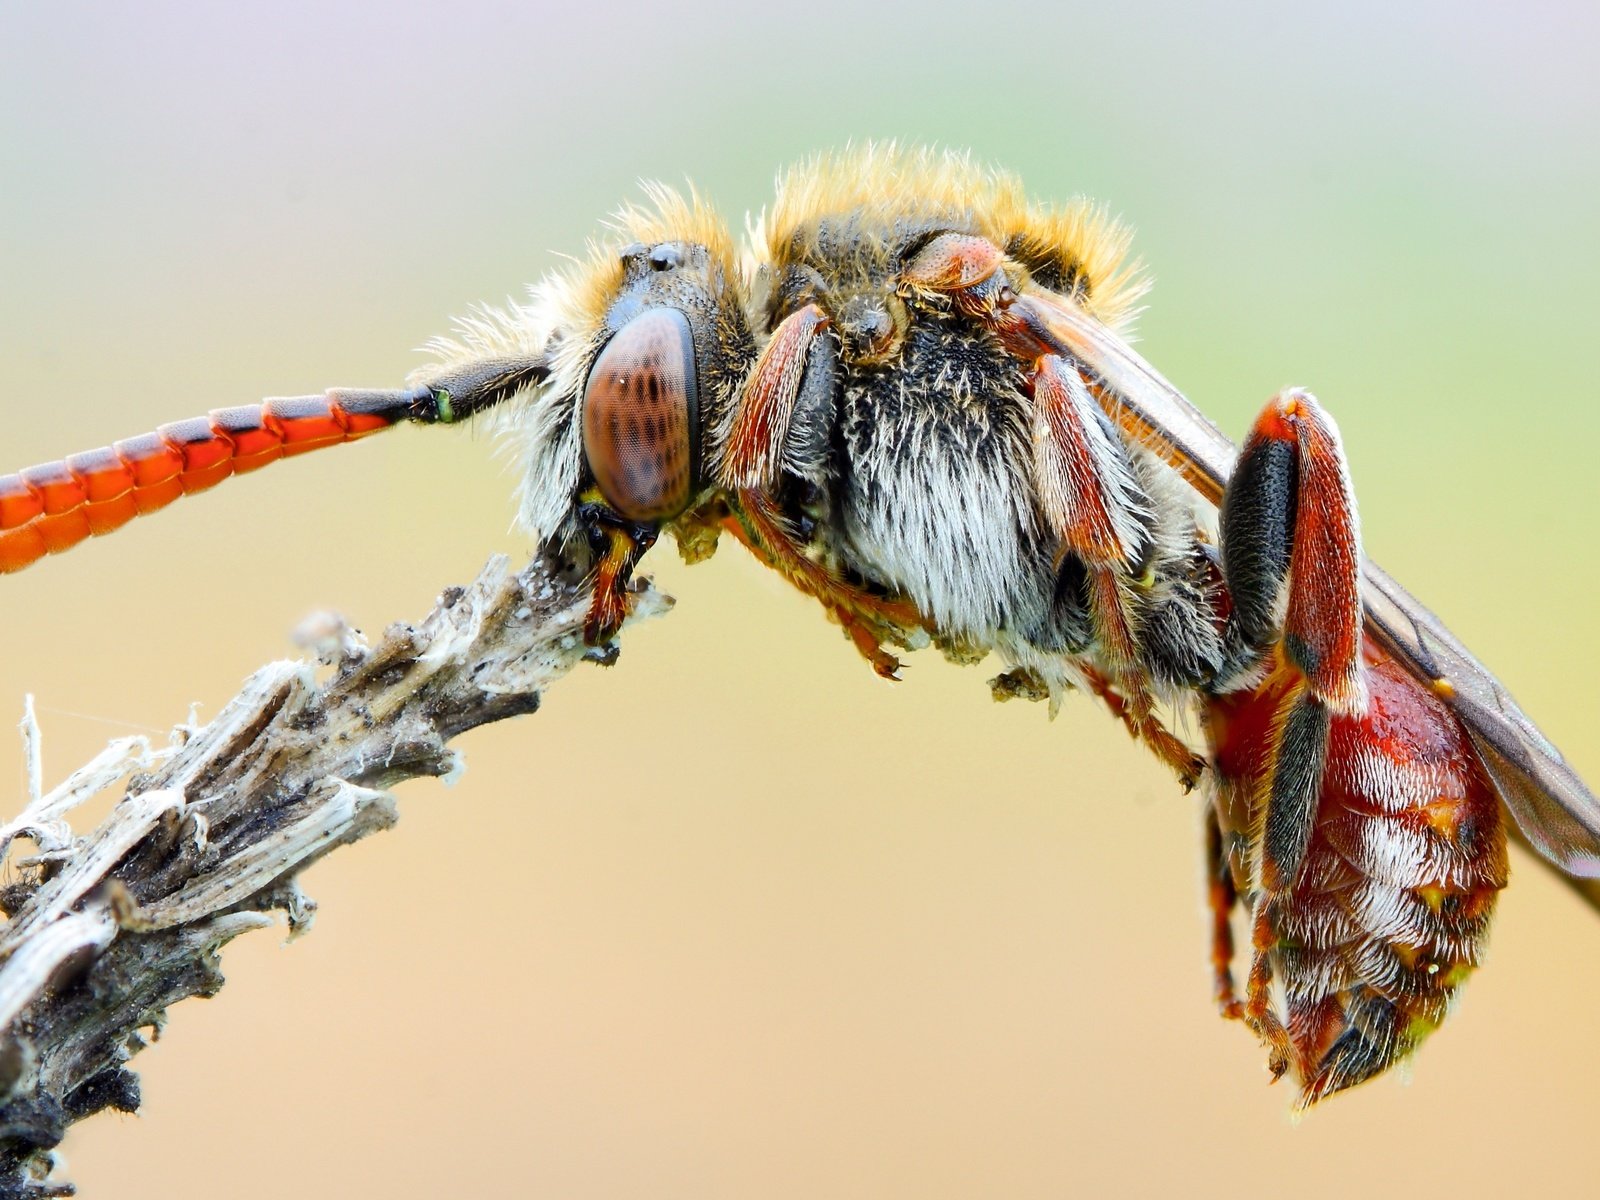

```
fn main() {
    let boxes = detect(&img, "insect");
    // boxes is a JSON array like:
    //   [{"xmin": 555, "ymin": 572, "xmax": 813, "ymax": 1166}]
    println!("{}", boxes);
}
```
[{"xmin": 3, "ymin": 146, "xmax": 1596, "ymax": 1105}]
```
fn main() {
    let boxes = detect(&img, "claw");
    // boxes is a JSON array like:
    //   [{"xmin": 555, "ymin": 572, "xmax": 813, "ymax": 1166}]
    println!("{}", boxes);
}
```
[
  {"xmin": 1080, "ymin": 667, "xmax": 1205, "ymax": 789},
  {"xmin": 722, "ymin": 492, "xmax": 923, "ymax": 680}
]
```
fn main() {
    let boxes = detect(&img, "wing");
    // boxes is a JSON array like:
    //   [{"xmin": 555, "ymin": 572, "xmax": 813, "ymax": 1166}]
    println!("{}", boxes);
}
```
[
  {"xmin": 1362, "ymin": 564, "xmax": 1600, "ymax": 877},
  {"xmin": 1016, "ymin": 286, "xmax": 1600, "ymax": 883}
]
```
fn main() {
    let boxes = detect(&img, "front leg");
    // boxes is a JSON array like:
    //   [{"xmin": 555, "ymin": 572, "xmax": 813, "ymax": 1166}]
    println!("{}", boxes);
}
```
[
  {"xmin": 575, "ymin": 490, "xmax": 659, "ymax": 645},
  {"xmin": 719, "ymin": 304, "xmax": 924, "ymax": 678}
]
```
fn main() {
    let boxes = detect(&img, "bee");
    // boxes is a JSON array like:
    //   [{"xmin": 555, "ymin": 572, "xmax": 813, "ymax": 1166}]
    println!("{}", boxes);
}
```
[{"xmin": 3, "ymin": 146, "xmax": 1596, "ymax": 1105}]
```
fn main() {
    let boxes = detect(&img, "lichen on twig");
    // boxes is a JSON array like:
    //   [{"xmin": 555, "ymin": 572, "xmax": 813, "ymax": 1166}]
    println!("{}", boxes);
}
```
[{"xmin": 0, "ymin": 555, "xmax": 669, "ymax": 1197}]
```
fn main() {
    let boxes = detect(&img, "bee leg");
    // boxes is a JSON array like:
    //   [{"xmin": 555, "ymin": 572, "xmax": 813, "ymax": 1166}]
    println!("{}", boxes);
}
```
[
  {"xmin": 1030, "ymin": 354, "xmax": 1207, "ymax": 788},
  {"xmin": 576, "ymin": 492, "xmax": 658, "ymax": 645},
  {"xmin": 1242, "ymin": 900, "xmax": 1293, "ymax": 1081},
  {"xmin": 1215, "ymin": 388, "xmax": 1367, "ymax": 877},
  {"xmin": 721, "ymin": 490, "xmax": 918, "ymax": 679},
  {"xmin": 1204, "ymin": 805, "xmax": 1243, "ymax": 1016},
  {"xmin": 1210, "ymin": 390, "xmax": 1370, "ymax": 1086},
  {"xmin": 721, "ymin": 305, "xmax": 924, "ymax": 678},
  {"xmin": 1202, "ymin": 795, "xmax": 1292, "ymax": 1081},
  {"xmin": 722, "ymin": 304, "xmax": 833, "ymax": 490},
  {"xmin": 1079, "ymin": 666, "xmax": 1205, "ymax": 791},
  {"xmin": 1204, "ymin": 711, "xmax": 1293, "ymax": 1079},
  {"xmin": 901, "ymin": 238, "xmax": 1204, "ymax": 779},
  {"xmin": 1201, "ymin": 790, "xmax": 1292, "ymax": 1079},
  {"xmin": 1217, "ymin": 390, "xmax": 1365, "ymax": 715}
]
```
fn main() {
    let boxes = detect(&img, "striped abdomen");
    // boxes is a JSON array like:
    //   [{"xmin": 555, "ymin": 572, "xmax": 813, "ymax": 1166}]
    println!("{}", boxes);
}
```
[{"xmin": 1207, "ymin": 642, "xmax": 1508, "ymax": 1101}]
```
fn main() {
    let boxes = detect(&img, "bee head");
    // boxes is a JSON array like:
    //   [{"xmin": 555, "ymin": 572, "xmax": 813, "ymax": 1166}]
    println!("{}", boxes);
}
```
[
  {"xmin": 581, "ymin": 239, "xmax": 754, "ymax": 523},
  {"xmin": 426, "ymin": 187, "xmax": 755, "ymax": 547}
]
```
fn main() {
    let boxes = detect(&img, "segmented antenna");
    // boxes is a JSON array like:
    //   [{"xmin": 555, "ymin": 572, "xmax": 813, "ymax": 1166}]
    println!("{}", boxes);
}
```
[{"xmin": 0, "ymin": 356, "xmax": 547, "ymax": 573}]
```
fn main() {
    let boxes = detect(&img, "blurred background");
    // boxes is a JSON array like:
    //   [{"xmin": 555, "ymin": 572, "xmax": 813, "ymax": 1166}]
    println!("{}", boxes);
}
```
[{"xmin": 3, "ymin": 2, "xmax": 1599, "ymax": 1196}]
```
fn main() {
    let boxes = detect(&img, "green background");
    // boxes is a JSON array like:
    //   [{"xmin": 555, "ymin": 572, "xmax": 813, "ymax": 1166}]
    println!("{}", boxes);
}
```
[{"xmin": 3, "ymin": 3, "xmax": 1598, "ymax": 1196}]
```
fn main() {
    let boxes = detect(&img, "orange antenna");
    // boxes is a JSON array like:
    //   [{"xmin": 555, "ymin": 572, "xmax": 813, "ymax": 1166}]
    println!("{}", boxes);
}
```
[{"xmin": 0, "ymin": 356, "xmax": 545, "ymax": 573}]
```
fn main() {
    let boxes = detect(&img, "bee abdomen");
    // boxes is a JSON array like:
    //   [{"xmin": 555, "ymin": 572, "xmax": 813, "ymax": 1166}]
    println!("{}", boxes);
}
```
[{"xmin": 1210, "ymin": 651, "xmax": 1507, "ymax": 1100}]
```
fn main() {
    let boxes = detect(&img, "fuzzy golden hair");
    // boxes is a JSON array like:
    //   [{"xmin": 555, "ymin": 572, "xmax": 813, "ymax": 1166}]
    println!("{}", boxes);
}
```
[
  {"xmin": 757, "ymin": 144, "xmax": 1147, "ymax": 330},
  {"xmin": 413, "ymin": 150, "xmax": 1144, "ymax": 541},
  {"xmin": 412, "ymin": 183, "xmax": 743, "ymax": 543},
  {"xmin": 557, "ymin": 182, "xmax": 743, "ymax": 338},
  {"xmin": 418, "ymin": 182, "xmax": 740, "ymax": 376}
]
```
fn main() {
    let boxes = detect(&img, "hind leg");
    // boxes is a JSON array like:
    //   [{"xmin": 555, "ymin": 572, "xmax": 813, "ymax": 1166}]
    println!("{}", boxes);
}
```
[{"xmin": 1205, "ymin": 389, "xmax": 1367, "ymax": 1088}]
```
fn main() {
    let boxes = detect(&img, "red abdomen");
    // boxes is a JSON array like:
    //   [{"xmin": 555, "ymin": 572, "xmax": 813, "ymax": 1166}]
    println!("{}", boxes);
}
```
[{"xmin": 1206, "ymin": 639, "xmax": 1508, "ymax": 1100}]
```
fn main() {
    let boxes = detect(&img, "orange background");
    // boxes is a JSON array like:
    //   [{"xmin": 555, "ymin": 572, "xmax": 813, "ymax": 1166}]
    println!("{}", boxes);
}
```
[{"xmin": 3, "ymin": 3, "xmax": 1600, "ymax": 1196}]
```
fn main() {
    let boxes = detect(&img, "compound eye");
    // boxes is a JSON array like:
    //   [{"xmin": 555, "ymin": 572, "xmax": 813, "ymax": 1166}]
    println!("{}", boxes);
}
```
[{"xmin": 581, "ymin": 308, "xmax": 700, "ymax": 522}]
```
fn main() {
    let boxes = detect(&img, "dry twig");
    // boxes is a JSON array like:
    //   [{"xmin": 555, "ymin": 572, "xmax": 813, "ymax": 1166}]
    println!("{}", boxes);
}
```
[{"xmin": 0, "ymin": 554, "xmax": 669, "ymax": 1197}]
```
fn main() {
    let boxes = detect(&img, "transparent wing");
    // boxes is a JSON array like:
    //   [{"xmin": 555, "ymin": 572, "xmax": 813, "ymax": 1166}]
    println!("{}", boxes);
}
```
[
  {"xmin": 1362, "ymin": 564, "xmax": 1600, "ymax": 876},
  {"xmin": 1020, "ymin": 288, "xmax": 1600, "ymax": 880}
]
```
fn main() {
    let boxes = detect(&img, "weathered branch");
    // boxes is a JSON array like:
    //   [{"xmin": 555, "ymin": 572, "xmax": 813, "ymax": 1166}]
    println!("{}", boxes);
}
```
[{"xmin": 0, "ymin": 555, "xmax": 670, "ymax": 1198}]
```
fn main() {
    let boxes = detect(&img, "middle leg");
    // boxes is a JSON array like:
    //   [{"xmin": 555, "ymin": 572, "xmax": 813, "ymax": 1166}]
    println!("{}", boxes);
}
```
[
  {"xmin": 900, "ymin": 232, "xmax": 1207, "ymax": 785},
  {"xmin": 1030, "ymin": 353, "xmax": 1206, "ymax": 787}
]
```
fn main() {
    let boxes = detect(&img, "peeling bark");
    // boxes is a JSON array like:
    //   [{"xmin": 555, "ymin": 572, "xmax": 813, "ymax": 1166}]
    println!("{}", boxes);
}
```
[{"xmin": 0, "ymin": 555, "xmax": 669, "ymax": 1197}]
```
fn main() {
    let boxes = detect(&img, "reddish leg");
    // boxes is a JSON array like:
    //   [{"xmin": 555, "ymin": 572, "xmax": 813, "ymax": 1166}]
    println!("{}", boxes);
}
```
[
  {"xmin": 1204, "ymin": 806, "xmax": 1242, "ymax": 1017},
  {"xmin": 1077, "ymin": 665, "xmax": 1205, "ymax": 791},
  {"xmin": 1218, "ymin": 390, "xmax": 1365, "ymax": 715},
  {"xmin": 720, "ymin": 304, "xmax": 831, "ymax": 492},
  {"xmin": 1242, "ymin": 901, "xmax": 1292, "ymax": 1081},
  {"xmin": 574, "ymin": 491, "xmax": 658, "ymax": 645},
  {"xmin": 904, "ymin": 236, "xmax": 1202, "ymax": 784},
  {"xmin": 1206, "ymin": 390, "xmax": 1368, "ymax": 1088},
  {"xmin": 1033, "ymin": 355, "xmax": 1204, "ymax": 785},
  {"xmin": 720, "ymin": 493, "xmax": 920, "ymax": 679},
  {"xmin": 1212, "ymin": 390, "xmax": 1364, "ymax": 898},
  {"xmin": 1206, "ymin": 766, "xmax": 1290, "ymax": 1081},
  {"xmin": 720, "ymin": 304, "xmax": 925, "ymax": 678}
]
